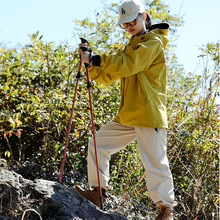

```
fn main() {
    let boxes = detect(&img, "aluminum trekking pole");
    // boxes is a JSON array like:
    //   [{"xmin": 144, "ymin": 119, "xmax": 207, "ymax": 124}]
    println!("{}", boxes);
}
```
[
  {"xmin": 59, "ymin": 50, "xmax": 83, "ymax": 183},
  {"xmin": 80, "ymin": 38, "xmax": 104, "ymax": 210}
]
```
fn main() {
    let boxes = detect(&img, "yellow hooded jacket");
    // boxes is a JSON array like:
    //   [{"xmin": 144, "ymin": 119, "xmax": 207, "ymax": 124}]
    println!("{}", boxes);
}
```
[{"xmin": 89, "ymin": 23, "xmax": 169, "ymax": 128}]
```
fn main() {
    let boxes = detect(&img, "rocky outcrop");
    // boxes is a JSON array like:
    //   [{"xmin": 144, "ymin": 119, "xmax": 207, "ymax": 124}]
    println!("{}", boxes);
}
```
[{"xmin": 0, "ymin": 168, "xmax": 127, "ymax": 220}]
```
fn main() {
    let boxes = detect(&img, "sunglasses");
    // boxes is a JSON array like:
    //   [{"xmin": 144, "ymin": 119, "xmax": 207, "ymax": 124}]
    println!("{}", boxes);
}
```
[{"xmin": 119, "ymin": 14, "xmax": 142, "ymax": 29}]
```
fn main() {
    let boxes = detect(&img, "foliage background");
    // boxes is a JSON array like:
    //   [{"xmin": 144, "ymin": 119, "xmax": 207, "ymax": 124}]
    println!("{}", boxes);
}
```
[{"xmin": 0, "ymin": 0, "xmax": 219, "ymax": 219}]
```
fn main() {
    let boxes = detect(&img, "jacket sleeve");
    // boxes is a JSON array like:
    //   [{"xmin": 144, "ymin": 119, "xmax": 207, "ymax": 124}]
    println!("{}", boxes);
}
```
[
  {"xmin": 88, "ymin": 49, "xmax": 124, "ymax": 84},
  {"xmin": 100, "ymin": 38, "xmax": 164, "ymax": 77},
  {"xmin": 88, "ymin": 66, "xmax": 120, "ymax": 85}
]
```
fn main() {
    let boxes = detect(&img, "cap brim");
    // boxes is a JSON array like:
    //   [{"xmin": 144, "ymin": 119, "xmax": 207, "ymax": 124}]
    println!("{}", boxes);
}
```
[{"xmin": 117, "ymin": 13, "xmax": 139, "ymax": 25}]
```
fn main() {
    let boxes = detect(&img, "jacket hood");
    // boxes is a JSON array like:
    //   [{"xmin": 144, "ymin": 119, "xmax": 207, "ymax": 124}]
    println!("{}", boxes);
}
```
[{"xmin": 148, "ymin": 23, "xmax": 169, "ymax": 47}]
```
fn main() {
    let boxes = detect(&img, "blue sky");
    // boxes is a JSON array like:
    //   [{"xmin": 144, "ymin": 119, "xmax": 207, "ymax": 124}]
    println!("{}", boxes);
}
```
[{"xmin": 0, "ymin": 0, "xmax": 219, "ymax": 74}]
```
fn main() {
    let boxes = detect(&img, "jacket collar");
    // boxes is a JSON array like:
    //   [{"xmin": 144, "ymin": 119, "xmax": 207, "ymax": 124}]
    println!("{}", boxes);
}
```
[{"xmin": 128, "ymin": 23, "xmax": 169, "ymax": 48}]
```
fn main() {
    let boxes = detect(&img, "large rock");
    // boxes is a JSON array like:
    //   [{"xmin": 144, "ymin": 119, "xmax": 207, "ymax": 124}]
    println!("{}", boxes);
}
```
[{"xmin": 0, "ymin": 168, "xmax": 127, "ymax": 220}]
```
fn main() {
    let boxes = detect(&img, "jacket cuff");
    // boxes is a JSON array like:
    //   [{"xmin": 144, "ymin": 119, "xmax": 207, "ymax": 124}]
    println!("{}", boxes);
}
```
[{"xmin": 90, "ymin": 52, "xmax": 101, "ymax": 66}]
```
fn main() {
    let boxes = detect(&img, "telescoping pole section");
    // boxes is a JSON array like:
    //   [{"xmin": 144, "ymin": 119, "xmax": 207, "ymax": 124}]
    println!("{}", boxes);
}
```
[{"xmin": 59, "ymin": 54, "xmax": 82, "ymax": 183}]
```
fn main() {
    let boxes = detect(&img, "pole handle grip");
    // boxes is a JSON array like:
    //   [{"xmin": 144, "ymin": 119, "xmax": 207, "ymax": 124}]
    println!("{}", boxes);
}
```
[{"xmin": 80, "ymin": 38, "xmax": 90, "ymax": 68}]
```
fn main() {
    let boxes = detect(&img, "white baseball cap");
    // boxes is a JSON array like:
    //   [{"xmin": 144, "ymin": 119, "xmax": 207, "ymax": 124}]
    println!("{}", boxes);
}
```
[{"xmin": 117, "ymin": 0, "xmax": 145, "ymax": 25}]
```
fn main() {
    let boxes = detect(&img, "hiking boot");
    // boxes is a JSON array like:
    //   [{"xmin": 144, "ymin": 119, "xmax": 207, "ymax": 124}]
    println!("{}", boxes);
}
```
[
  {"xmin": 156, "ymin": 206, "xmax": 174, "ymax": 220},
  {"xmin": 74, "ymin": 185, "xmax": 107, "ymax": 208}
]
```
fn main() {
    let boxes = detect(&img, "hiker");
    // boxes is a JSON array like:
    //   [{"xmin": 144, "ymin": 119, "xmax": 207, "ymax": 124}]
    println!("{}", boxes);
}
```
[{"xmin": 76, "ymin": 0, "xmax": 176, "ymax": 219}]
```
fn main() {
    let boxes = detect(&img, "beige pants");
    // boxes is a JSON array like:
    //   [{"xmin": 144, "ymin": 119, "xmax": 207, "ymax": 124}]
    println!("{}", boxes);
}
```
[{"xmin": 88, "ymin": 120, "xmax": 176, "ymax": 207}]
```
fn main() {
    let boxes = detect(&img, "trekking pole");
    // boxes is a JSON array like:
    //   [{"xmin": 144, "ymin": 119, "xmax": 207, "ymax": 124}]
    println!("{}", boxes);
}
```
[
  {"xmin": 59, "ymin": 38, "xmax": 103, "ymax": 209},
  {"xmin": 80, "ymin": 38, "xmax": 104, "ymax": 210},
  {"xmin": 59, "ymin": 52, "xmax": 83, "ymax": 183}
]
